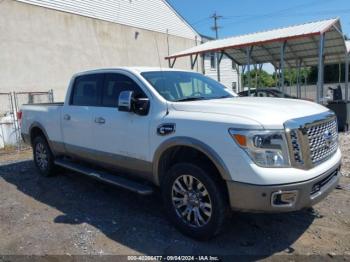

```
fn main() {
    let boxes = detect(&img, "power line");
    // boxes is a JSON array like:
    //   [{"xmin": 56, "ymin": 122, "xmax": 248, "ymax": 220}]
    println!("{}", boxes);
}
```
[
  {"xmin": 189, "ymin": 0, "xmax": 337, "ymax": 31},
  {"xmin": 219, "ymin": 0, "xmax": 331, "ymax": 27},
  {"xmin": 191, "ymin": 16, "xmax": 211, "ymax": 25},
  {"xmin": 221, "ymin": 9, "xmax": 348, "ymax": 28}
]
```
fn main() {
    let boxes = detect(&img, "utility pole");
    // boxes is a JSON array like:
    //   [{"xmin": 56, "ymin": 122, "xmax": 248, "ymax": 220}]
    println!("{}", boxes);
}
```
[
  {"xmin": 211, "ymin": 12, "xmax": 222, "ymax": 82},
  {"xmin": 211, "ymin": 12, "xmax": 222, "ymax": 39}
]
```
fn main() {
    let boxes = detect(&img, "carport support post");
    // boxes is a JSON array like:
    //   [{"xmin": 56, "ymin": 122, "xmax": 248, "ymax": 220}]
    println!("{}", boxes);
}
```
[
  {"xmin": 216, "ymin": 53, "xmax": 221, "ymax": 82},
  {"xmin": 317, "ymin": 33, "xmax": 325, "ymax": 104},
  {"xmin": 274, "ymin": 66, "xmax": 279, "ymax": 88},
  {"xmin": 217, "ymin": 52, "xmax": 224, "ymax": 82},
  {"xmin": 345, "ymin": 54, "xmax": 349, "ymax": 102},
  {"xmin": 280, "ymin": 41, "xmax": 287, "ymax": 93},
  {"xmin": 168, "ymin": 58, "xmax": 177, "ymax": 68},
  {"xmin": 258, "ymin": 63, "xmax": 263, "ymax": 88},
  {"xmin": 296, "ymin": 60, "xmax": 302, "ymax": 98},
  {"xmin": 246, "ymin": 46, "xmax": 253, "ymax": 95},
  {"xmin": 241, "ymin": 65, "xmax": 246, "ymax": 93},
  {"xmin": 202, "ymin": 53, "xmax": 206, "ymax": 74},
  {"xmin": 237, "ymin": 66, "xmax": 241, "ymax": 92},
  {"xmin": 190, "ymin": 54, "xmax": 198, "ymax": 70}
]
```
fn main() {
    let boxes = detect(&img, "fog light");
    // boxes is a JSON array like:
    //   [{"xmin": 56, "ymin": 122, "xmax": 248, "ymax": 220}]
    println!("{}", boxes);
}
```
[{"xmin": 271, "ymin": 190, "xmax": 298, "ymax": 207}]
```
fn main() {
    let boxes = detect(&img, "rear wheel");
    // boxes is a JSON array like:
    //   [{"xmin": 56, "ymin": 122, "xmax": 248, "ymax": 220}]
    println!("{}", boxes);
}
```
[
  {"xmin": 161, "ymin": 162, "xmax": 228, "ymax": 240},
  {"xmin": 33, "ymin": 136, "xmax": 56, "ymax": 176}
]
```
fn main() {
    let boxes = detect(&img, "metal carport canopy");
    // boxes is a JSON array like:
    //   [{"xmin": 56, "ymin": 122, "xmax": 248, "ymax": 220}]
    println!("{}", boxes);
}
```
[{"xmin": 165, "ymin": 18, "xmax": 347, "ymax": 68}]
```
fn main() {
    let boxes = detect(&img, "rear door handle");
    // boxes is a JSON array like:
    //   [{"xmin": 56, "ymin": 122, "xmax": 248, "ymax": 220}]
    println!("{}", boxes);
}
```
[
  {"xmin": 63, "ymin": 114, "xmax": 71, "ymax": 120},
  {"xmin": 94, "ymin": 117, "xmax": 106, "ymax": 124}
]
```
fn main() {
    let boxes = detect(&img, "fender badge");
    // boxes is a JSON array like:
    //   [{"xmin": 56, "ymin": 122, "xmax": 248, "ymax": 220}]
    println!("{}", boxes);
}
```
[{"xmin": 157, "ymin": 123, "xmax": 176, "ymax": 136}]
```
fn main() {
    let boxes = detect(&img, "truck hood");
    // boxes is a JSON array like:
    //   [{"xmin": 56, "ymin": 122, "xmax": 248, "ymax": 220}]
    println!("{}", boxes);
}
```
[{"xmin": 170, "ymin": 97, "xmax": 329, "ymax": 129}]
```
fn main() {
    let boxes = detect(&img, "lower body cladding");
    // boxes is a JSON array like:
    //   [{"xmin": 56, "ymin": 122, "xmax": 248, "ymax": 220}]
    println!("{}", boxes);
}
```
[{"xmin": 226, "ymin": 162, "xmax": 341, "ymax": 212}]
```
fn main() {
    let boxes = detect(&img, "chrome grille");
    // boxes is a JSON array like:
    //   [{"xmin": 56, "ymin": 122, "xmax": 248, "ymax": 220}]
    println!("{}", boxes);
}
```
[
  {"xmin": 290, "ymin": 130, "xmax": 303, "ymax": 165},
  {"xmin": 306, "ymin": 118, "xmax": 338, "ymax": 164},
  {"xmin": 285, "ymin": 112, "xmax": 338, "ymax": 169}
]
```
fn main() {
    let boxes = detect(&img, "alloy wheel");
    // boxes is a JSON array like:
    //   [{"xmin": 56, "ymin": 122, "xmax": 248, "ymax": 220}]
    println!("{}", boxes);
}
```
[
  {"xmin": 35, "ymin": 142, "xmax": 48, "ymax": 170},
  {"xmin": 171, "ymin": 175, "xmax": 212, "ymax": 227}
]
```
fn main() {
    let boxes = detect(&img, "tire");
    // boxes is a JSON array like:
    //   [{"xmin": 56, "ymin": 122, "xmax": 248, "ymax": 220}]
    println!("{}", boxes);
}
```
[
  {"xmin": 32, "ymin": 136, "xmax": 56, "ymax": 177},
  {"xmin": 161, "ymin": 162, "xmax": 229, "ymax": 240}
]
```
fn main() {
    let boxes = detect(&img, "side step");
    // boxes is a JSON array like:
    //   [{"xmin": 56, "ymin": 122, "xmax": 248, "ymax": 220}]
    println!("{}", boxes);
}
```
[{"xmin": 54, "ymin": 159, "xmax": 154, "ymax": 195}]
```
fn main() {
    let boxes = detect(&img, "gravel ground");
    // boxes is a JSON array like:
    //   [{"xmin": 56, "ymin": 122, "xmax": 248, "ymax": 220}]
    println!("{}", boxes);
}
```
[{"xmin": 0, "ymin": 134, "xmax": 349, "ymax": 259}]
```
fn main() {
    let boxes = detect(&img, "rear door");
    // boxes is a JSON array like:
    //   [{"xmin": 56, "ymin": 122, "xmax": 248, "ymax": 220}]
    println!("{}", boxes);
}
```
[
  {"xmin": 61, "ymin": 73, "xmax": 104, "ymax": 159},
  {"xmin": 89, "ymin": 72, "xmax": 151, "ymax": 171}
]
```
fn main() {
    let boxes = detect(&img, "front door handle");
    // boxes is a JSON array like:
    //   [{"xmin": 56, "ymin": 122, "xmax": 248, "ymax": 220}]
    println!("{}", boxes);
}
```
[
  {"xmin": 63, "ymin": 114, "xmax": 71, "ymax": 120},
  {"xmin": 94, "ymin": 117, "xmax": 106, "ymax": 124}
]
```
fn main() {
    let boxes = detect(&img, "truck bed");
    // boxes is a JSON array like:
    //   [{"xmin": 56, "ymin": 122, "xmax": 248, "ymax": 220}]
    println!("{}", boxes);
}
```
[{"xmin": 21, "ymin": 103, "xmax": 63, "ymax": 144}]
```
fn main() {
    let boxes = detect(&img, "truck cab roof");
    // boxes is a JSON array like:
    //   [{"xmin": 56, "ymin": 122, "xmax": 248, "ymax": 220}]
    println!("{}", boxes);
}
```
[{"xmin": 75, "ymin": 67, "xmax": 194, "ymax": 77}]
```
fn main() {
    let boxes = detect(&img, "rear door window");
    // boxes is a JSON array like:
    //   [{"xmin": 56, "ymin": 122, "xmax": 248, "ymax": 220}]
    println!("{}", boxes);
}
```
[
  {"xmin": 70, "ymin": 74, "xmax": 103, "ymax": 106},
  {"xmin": 71, "ymin": 74, "xmax": 103, "ymax": 106}
]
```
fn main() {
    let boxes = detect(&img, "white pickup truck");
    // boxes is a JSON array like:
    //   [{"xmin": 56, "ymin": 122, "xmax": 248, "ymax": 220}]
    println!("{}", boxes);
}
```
[{"xmin": 20, "ymin": 67, "xmax": 341, "ymax": 239}]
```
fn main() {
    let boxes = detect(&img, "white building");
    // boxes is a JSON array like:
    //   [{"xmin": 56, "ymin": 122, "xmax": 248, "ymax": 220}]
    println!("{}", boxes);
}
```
[
  {"xmin": 0, "ymin": 0, "xmax": 201, "ymax": 101},
  {"xmin": 201, "ymin": 35, "xmax": 240, "ymax": 92}
]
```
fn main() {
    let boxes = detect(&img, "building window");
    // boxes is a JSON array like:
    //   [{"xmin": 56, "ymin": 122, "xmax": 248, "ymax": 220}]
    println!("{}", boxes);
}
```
[
  {"xmin": 232, "ymin": 82, "xmax": 237, "ymax": 92},
  {"xmin": 232, "ymin": 60, "xmax": 237, "ymax": 70},
  {"xmin": 210, "ymin": 53, "xmax": 216, "ymax": 69}
]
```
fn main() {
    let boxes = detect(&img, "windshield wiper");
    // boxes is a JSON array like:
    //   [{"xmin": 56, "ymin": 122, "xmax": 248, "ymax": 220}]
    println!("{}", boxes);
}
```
[
  {"xmin": 214, "ymin": 95, "xmax": 232, "ymax": 99},
  {"xmin": 174, "ymin": 96, "xmax": 206, "ymax": 102}
]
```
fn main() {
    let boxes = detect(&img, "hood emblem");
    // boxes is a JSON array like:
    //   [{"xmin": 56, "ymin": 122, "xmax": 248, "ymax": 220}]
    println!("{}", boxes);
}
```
[{"xmin": 323, "ymin": 130, "xmax": 333, "ymax": 148}]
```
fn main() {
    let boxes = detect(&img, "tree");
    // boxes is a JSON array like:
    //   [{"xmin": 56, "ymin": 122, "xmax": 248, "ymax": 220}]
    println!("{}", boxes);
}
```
[
  {"xmin": 308, "ymin": 63, "xmax": 350, "ymax": 84},
  {"xmin": 242, "ymin": 69, "xmax": 276, "ymax": 87},
  {"xmin": 282, "ymin": 68, "xmax": 311, "ymax": 86},
  {"xmin": 242, "ymin": 68, "xmax": 311, "ymax": 88}
]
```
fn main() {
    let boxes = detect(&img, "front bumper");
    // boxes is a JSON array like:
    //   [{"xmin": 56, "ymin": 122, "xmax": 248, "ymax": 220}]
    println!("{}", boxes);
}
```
[{"xmin": 226, "ymin": 161, "xmax": 341, "ymax": 212}]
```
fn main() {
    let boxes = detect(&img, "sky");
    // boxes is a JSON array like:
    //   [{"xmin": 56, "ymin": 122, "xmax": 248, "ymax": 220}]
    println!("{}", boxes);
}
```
[
  {"xmin": 167, "ymin": 0, "xmax": 350, "ymax": 39},
  {"xmin": 167, "ymin": 0, "xmax": 350, "ymax": 73}
]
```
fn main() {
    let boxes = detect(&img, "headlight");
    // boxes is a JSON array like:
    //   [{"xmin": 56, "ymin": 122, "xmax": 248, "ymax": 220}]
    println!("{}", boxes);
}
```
[{"xmin": 229, "ymin": 129, "xmax": 290, "ymax": 168}]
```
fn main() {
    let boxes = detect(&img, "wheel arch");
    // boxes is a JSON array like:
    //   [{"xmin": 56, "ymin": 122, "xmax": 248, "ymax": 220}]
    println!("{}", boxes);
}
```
[
  {"xmin": 29, "ymin": 122, "xmax": 51, "ymax": 148},
  {"xmin": 153, "ymin": 137, "xmax": 231, "ymax": 186}
]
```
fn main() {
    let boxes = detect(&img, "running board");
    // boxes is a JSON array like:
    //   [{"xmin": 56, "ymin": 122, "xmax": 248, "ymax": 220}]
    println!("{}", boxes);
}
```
[{"xmin": 54, "ymin": 159, "xmax": 154, "ymax": 195}]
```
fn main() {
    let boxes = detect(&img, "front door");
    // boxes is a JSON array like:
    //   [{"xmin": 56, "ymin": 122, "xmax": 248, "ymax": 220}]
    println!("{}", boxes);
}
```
[{"xmin": 90, "ymin": 72, "xmax": 151, "ymax": 173}]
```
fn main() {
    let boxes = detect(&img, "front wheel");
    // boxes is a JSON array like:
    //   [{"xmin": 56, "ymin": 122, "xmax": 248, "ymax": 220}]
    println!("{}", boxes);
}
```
[
  {"xmin": 33, "ymin": 136, "xmax": 56, "ymax": 177},
  {"xmin": 161, "ymin": 162, "xmax": 229, "ymax": 240}
]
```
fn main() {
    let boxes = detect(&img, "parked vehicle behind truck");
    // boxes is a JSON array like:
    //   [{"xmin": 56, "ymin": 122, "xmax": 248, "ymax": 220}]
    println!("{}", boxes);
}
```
[{"xmin": 20, "ymin": 68, "xmax": 341, "ymax": 239}]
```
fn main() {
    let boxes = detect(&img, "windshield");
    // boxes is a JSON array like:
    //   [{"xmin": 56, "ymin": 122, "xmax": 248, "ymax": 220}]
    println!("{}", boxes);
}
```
[{"xmin": 141, "ymin": 71, "xmax": 235, "ymax": 102}]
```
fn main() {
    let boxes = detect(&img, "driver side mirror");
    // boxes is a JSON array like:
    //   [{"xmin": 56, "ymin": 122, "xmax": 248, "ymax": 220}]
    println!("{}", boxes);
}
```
[
  {"xmin": 118, "ymin": 91, "xmax": 150, "ymax": 116},
  {"xmin": 118, "ymin": 90, "xmax": 133, "ymax": 112}
]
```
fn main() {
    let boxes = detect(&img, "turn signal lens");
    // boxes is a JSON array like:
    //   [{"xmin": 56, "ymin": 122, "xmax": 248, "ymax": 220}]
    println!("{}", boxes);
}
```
[{"xmin": 232, "ymin": 134, "xmax": 247, "ymax": 147}]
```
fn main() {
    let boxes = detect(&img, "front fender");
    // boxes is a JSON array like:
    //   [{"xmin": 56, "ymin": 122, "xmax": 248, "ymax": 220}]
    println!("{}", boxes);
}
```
[{"xmin": 152, "ymin": 136, "xmax": 231, "ymax": 185}]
